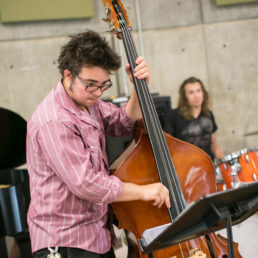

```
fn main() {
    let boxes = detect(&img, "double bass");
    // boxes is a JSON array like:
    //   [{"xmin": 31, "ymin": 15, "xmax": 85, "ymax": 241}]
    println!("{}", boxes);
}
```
[{"xmin": 102, "ymin": 1, "xmax": 242, "ymax": 257}]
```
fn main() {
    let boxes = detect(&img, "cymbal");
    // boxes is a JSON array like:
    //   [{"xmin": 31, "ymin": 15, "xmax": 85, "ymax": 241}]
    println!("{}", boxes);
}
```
[{"xmin": 243, "ymin": 130, "xmax": 258, "ymax": 136}]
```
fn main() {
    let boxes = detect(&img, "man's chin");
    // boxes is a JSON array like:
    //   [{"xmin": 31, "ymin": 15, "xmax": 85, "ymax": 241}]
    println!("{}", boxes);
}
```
[{"xmin": 85, "ymin": 99, "xmax": 97, "ymax": 107}]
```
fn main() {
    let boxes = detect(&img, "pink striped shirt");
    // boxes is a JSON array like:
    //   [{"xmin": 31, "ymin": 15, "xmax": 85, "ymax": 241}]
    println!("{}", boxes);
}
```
[{"xmin": 26, "ymin": 81, "xmax": 135, "ymax": 254}]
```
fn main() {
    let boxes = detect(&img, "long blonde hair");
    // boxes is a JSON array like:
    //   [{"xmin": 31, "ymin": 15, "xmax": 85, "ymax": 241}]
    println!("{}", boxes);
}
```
[{"xmin": 178, "ymin": 77, "xmax": 211, "ymax": 120}]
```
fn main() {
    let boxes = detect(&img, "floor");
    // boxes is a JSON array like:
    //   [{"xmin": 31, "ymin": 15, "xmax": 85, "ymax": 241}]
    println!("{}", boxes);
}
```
[{"xmin": 216, "ymin": 213, "xmax": 258, "ymax": 258}]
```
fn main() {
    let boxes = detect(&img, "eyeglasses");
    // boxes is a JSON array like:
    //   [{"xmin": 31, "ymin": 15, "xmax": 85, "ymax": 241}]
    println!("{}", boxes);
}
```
[{"xmin": 72, "ymin": 71, "xmax": 112, "ymax": 93}]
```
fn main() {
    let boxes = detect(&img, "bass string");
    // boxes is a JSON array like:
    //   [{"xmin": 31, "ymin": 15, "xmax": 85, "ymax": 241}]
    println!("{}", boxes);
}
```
[
  {"xmin": 113, "ymin": 1, "xmax": 207, "ymax": 256},
  {"xmin": 117, "ymin": 12, "xmax": 186, "ymax": 216},
  {"xmin": 119, "ymin": 22, "xmax": 193, "ymax": 258}
]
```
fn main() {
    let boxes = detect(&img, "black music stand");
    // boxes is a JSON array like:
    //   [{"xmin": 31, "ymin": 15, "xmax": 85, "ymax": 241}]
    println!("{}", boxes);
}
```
[{"xmin": 139, "ymin": 181, "xmax": 258, "ymax": 258}]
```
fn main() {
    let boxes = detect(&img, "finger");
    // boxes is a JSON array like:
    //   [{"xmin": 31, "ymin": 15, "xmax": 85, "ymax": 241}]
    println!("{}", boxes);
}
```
[
  {"xmin": 134, "ymin": 56, "xmax": 146, "ymax": 72},
  {"xmin": 158, "ymin": 189, "xmax": 168, "ymax": 208},
  {"xmin": 158, "ymin": 185, "xmax": 170, "ymax": 208},
  {"xmin": 134, "ymin": 60, "xmax": 146, "ymax": 73},
  {"xmin": 125, "ymin": 64, "xmax": 134, "ymax": 83},
  {"xmin": 163, "ymin": 186, "xmax": 171, "ymax": 208},
  {"xmin": 134, "ymin": 66, "xmax": 148, "ymax": 75},
  {"xmin": 134, "ymin": 70, "xmax": 151, "ymax": 84},
  {"xmin": 125, "ymin": 63, "xmax": 131, "ymax": 74},
  {"xmin": 135, "ymin": 56, "xmax": 144, "ymax": 65},
  {"xmin": 153, "ymin": 199, "xmax": 159, "ymax": 206},
  {"xmin": 138, "ymin": 73, "xmax": 150, "ymax": 85},
  {"xmin": 151, "ymin": 187, "xmax": 165, "ymax": 208},
  {"xmin": 152, "ymin": 197, "xmax": 159, "ymax": 207},
  {"xmin": 158, "ymin": 198, "xmax": 165, "ymax": 208},
  {"xmin": 165, "ymin": 195, "xmax": 171, "ymax": 208},
  {"xmin": 152, "ymin": 191, "xmax": 161, "ymax": 207}
]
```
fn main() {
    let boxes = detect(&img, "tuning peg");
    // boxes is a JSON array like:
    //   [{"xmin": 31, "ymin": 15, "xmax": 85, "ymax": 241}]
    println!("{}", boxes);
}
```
[{"xmin": 105, "ymin": 26, "xmax": 116, "ymax": 33}]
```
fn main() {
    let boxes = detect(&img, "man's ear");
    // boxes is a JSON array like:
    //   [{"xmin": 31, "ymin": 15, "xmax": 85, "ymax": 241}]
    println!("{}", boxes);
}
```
[{"xmin": 63, "ymin": 69, "xmax": 72, "ymax": 81}]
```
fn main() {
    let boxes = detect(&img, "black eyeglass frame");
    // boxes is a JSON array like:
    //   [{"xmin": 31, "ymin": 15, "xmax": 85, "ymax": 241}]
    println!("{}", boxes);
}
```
[{"xmin": 71, "ymin": 71, "xmax": 112, "ymax": 93}]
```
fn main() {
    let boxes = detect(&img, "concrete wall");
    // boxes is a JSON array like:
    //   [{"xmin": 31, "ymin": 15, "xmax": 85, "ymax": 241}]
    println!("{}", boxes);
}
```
[
  {"xmin": 1, "ymin": 0, "xmax": 258, "ymax": 155},
  {"xmin": 1, "ymin": 0, "xmax": 258, "ymax": 156}
]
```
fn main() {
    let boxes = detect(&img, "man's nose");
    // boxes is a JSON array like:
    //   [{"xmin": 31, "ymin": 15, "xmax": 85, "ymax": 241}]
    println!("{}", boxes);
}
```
[{"xmin": 93, "ymin": 87, "xmax": 103, "ymax": 96}]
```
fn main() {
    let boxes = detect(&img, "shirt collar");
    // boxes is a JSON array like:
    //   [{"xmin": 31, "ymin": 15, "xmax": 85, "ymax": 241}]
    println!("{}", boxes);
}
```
[{"xmin": 55, "ymin": 80, "xmax": 101, "ymax": 129}]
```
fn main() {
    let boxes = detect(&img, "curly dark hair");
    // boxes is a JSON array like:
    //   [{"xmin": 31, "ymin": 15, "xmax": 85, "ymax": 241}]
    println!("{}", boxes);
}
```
[
  {"xmin": 178, "ymin": 77, "xmax": 211, "ymax": 120},
  {"xmin": 57, "ymin": 30, "xmax": 121, "ymax": 78}
]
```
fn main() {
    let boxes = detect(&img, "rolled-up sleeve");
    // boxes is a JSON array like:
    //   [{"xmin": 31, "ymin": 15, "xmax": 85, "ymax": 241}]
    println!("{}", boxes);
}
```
[{"xmin": 98, "ymin": 101, "xmax": 135, "ymax": 136}]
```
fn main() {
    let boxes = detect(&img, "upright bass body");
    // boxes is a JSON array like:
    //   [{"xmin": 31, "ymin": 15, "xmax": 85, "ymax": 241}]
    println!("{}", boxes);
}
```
[
  {"xmin": 102, "ymin": 0, "xmax": 242, "ymax": 257},
  {"xmin": 111, "ymin": 129, "xmax": 242, "ymax": 258}
]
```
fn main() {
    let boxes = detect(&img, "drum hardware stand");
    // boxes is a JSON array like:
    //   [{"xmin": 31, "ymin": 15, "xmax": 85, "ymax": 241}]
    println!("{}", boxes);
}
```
[
  {"xmin": 230, "ymin": 160, "xmax": 241, "ymax": 189},
  {"xmin": 138, "ymin": 181, "xmax": 258, "ymax": 258}
]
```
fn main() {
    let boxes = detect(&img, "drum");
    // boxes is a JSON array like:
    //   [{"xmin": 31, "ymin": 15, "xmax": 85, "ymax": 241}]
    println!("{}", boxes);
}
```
[
  {"xmin": 215, "ymin": 166, "xmax": 227, "ymax": 192},
  {"xmin": 215, "ymin": 147, "xmax": 258, "ymax": 189}
]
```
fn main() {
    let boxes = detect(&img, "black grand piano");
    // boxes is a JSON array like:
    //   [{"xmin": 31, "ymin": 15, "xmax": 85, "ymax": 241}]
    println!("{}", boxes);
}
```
[{"xmin": 0, "ymin": 107, "xmax": 32, "ymax": 258}]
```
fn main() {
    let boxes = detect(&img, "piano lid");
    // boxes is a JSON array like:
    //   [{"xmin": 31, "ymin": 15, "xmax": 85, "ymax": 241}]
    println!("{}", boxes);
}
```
[{"xmin": 0, "ymin": 107, "xmax": 27, "ymax": 169}]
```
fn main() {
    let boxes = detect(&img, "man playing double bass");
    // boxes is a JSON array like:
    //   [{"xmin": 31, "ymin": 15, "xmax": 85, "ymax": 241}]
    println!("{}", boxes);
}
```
[{"xmin": 26, "ymin": 30, "xmax": 171, "ymax": 258}]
